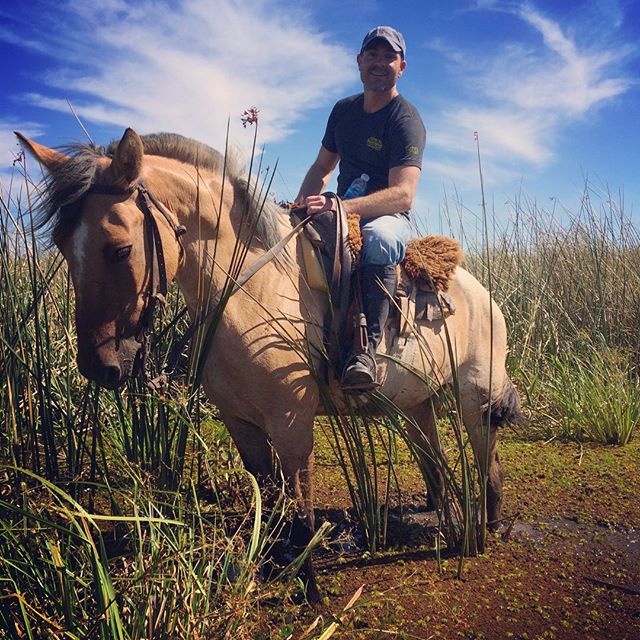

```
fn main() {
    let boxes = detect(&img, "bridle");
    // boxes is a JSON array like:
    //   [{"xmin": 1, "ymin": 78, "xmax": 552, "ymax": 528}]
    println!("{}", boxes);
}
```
[
  {"xmin": 86, "ymin": 180, "xmax": 186, "ymax": 375},
  {"xmin": 84, "ymin": 179, "xmax": 314, "ymax": 384}
]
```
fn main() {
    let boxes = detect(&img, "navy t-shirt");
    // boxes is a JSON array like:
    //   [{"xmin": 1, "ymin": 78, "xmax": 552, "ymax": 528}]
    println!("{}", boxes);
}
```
[{"xmin": 321, "ymin": 93, "xmax": 426, "ymax": 199}]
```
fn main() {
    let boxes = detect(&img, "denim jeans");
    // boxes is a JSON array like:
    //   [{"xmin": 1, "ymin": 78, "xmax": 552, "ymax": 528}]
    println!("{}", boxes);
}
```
[{"xmin": 360, "ymin": 213, "xmax": 413, "ymax": 266}]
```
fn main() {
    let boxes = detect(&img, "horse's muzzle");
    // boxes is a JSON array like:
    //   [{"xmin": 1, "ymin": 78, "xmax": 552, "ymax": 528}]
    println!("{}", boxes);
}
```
[{"xmin": 77, "ymin": 338, "xmax": 142, "ymax": 389}]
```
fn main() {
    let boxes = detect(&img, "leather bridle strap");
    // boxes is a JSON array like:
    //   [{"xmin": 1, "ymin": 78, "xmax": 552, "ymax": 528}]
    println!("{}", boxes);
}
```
[
  {"xmin": 137, "ymin": 182, "xmax": 187, "ymax": 255},
  {"xmin": 86, "ymin": 181, "xmax": 186, "ymax": 349}
]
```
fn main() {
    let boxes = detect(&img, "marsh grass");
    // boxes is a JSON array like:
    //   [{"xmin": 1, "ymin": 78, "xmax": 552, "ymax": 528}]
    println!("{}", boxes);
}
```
[
  {"xmin": 458, "ymin": 183, "xmax": 640, "ymax": 445},
  {"xmin": 539, "ymin": 348, "xmax": 639, "ymax": 445},
  {"xmin": 470, "ymin": 186, "xmax": 640, "ymax": 368},
  {"xmin": 0, "ymin": 462, "xmax": 299, "ymax": 639},
  {"xmin": 1, "ymin": 132, "xmax": 638, "ymax": 637},
  {"xmin": 0, "ymin": 155, "xmax": 336, "ymax": 638}
]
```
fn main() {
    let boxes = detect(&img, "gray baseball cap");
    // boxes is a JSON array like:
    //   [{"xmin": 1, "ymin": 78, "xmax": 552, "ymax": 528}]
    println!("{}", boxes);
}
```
[{"xmin": 360, "ymin": 26, "xmax": 406, "ymax": 58}]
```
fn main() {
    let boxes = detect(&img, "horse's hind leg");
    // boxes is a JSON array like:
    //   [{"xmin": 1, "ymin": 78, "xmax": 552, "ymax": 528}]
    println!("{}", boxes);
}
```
[
  {"xmin": 404, "ymin": 395, "xmax": 445, "ymax": 512},
  {"xmin": 459, "ymin": 392, "xmax": 504, "ymax": 531}
]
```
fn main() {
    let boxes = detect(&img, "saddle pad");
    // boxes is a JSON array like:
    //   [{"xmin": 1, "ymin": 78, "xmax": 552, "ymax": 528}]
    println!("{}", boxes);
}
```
[{"xmin": 346, "ymin": 211, "xmax": 464, "ymax": 291}]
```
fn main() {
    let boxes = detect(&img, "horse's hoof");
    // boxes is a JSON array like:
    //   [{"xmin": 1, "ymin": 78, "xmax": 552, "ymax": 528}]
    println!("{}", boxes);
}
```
[{"xmin": 302, "ymin": 582, "xmax": 323, "ymax": 606}]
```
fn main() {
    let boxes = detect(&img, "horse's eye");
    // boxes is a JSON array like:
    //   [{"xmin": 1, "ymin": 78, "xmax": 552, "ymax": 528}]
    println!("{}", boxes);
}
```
[{"xmin": 111, "ymin": 245, "xmax": 132, "ymax": 263}]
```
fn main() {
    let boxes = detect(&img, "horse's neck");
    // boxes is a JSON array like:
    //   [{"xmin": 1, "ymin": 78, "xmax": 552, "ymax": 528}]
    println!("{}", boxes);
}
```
[{"xmin": 172, "ymin": 172, "xmax": 293, "ymax": 315}]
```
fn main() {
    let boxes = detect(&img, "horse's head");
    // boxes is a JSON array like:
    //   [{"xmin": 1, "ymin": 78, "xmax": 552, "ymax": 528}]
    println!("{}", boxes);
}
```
[{"xmin": 17, "ymin": 128, "xmax": 182, "ymax": 389}]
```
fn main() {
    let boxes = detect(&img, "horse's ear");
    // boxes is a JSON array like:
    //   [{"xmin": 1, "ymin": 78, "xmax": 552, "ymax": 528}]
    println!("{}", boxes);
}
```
[
  {"xmin": 112, "ymin": 128, "xmax": 144, "ymax": 187},
  {"xmin": 14, "ymin": 132, "xmax": 68, "ymax": 171}
]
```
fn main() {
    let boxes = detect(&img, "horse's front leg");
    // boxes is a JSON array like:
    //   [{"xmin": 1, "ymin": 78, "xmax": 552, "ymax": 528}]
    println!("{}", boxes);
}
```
[
  {"xmin": 223, "ymin": 414, "xmax": 274, "ymax": 480},
  {"xmin": 270, "ymin": 422, "xmax": 320, "ymax": 604},
  {"xmin": 223, "ymin": 412, "xmax": 320, "ymax": 603}
]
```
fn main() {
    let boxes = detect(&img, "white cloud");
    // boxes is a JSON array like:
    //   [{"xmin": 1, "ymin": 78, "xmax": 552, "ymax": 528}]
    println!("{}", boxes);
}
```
[
  {"xmin": 427, "ymin": 2, "xmax": 633, "ymax": 191},
  {"xmin": 10, "ymin": 0, "xmax": 354, "ymax": 152},
  {"xmin": 484, "ymin": 5, "xmax": 633, "ymax": 116},
  {"xmin": 432, "ymin": 107, "xmax": 553, "ymax": 165}
]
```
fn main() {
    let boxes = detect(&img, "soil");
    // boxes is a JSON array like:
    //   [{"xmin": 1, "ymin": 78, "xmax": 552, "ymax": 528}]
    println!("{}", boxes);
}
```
[{"xmin": 299, "ymin": 433, "xmax": 640, "ymax": 639}]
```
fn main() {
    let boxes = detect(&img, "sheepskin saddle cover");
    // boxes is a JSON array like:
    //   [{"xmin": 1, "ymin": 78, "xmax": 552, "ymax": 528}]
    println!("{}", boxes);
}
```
[{"xmin": 346, "ymin": 213, "xmax": 463, "ymax": 291}]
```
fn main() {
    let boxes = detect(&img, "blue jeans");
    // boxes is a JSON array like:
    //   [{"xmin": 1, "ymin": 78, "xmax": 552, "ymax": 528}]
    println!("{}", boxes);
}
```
[{"xmin": 360, "ymin": 214, "xmax": 413, "ymax": 266}]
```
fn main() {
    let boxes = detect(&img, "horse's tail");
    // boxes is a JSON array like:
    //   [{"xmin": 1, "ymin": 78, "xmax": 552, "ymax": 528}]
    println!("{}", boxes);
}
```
[{"xmin": 488, "ymin": 375, "xmax": 525, "ymax": 427}]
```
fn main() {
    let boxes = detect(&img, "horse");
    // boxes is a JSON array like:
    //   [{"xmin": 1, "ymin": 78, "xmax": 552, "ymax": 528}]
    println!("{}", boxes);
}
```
[{"xmin": 17, "ymin": 128, "xmax": 522, "ymax": 602}]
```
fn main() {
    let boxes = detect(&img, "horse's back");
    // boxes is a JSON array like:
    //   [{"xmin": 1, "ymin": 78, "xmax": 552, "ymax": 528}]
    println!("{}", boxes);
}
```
[{"xmin": 381, "ymin": 267, "xmax": 509, "ymax": 410}]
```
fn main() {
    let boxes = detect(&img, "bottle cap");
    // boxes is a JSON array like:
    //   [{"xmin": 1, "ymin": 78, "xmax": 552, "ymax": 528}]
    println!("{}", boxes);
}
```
[{"xmin": 360, "ymin": 173, "xmax": 370, "ymax": 182}]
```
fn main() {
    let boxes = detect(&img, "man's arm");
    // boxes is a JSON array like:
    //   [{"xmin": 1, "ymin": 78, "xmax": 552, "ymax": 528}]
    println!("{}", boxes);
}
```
[
  {"xmin": 296, "ymin": 146, "xmax": 339, "ymax": 203},
  {"xmin": 304, "ymin": 164, "xmax": 421, "ymax": 217},
  {"xmin": 343, "ymin": 165, "xmax": 421, "ymax": 220}
]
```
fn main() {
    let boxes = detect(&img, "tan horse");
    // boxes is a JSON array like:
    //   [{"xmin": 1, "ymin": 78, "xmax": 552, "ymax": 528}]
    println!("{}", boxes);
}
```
[{"xmin": 18, "ymin": 128, "xmax": 521, "ymax": 602}]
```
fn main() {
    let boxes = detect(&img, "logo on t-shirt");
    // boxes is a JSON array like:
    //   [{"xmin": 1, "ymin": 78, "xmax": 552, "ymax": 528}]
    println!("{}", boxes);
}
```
[
  {"xmin": 406, "ymin": 145, "xmax": 420, "ymax": 156},
  {"xmin": 367, "ymin": 137, "xmax": 383, "ymax": 151}
]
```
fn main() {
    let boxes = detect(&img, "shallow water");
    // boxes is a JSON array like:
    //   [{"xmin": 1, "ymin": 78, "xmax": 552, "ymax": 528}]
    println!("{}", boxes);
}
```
[
  {"xmin": 511, "ymin": 515, "xmax": 639, "ymax": 554},
  {"xmin": 324, "ymin": 508, "xmax": 640, "ymax": 577}
]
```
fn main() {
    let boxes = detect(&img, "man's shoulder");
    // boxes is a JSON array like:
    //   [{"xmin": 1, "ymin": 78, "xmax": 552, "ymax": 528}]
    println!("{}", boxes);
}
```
[
  {"xmin": 333, "ymin": 93, "xmax": 363, "ymax": 111},
  {"xmin": 388, "ymin": 95, "xmax": 426, "ymax": 137},
  {"xmin": 391, "ymin": 95, "xmax": 422, "ymax": 119}
]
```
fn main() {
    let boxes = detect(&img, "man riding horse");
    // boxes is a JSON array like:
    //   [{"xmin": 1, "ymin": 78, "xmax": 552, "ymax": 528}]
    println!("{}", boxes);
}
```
[
  {"xmin": 297, "ymin": 26, "xmax": 426, "ymax": 391},
  {"xmin": 17, "ymin": 24, "xmax": 521, "ymax": 604}
]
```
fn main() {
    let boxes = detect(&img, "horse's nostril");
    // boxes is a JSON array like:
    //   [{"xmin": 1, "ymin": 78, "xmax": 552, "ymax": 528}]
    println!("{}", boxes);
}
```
[{"xmin": 102, "ymin": 364, "xmax": 122, "ymax": 388}]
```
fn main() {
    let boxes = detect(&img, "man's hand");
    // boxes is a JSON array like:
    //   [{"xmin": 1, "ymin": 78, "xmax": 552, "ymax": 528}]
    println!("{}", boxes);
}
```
[{"xmin": 303, "ymin": 193, "xmax": 337, "ymax": 216}]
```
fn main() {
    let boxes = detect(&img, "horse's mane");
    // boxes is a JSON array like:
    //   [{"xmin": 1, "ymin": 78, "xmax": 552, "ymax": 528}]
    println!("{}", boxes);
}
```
[
  {"xmin": 35, "ymin": 133, "xmax": 287, "ymax": 259},
  {"xmin": 109, "ymin": 132, "xmax": 226, "ymax": 174}
]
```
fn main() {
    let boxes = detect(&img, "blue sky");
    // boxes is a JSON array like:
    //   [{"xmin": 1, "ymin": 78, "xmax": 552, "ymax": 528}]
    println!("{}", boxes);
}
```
[{"xmin": 2, "ymin": 0, "xmax": 638, "ymax": 230}]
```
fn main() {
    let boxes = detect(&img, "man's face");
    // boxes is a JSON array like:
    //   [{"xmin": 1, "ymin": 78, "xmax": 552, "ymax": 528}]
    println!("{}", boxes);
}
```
[{"xmin": 357, "ymin": 41, "xmax": 406, "ymax": 93}]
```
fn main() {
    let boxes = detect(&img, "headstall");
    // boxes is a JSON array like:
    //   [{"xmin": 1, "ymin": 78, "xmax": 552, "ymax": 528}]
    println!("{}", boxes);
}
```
[
  {"xmin": 86, "ymin": 180, "xmax": 186, "ymax": 376},
  {"xmin": 84, "ymin": 180, "xmax": 314, "ymax": 385}
]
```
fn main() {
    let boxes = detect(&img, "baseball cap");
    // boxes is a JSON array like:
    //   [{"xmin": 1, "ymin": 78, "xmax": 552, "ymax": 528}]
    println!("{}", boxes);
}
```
[{"xmin": 360, "ymin": 26, "xmax": 406, "ymax": 58}]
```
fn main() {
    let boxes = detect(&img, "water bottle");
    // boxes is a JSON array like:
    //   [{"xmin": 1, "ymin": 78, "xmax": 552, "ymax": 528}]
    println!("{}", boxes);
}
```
[{"xmin": 342, "ymin": 173, "xmax": 369, "ymax": 199}]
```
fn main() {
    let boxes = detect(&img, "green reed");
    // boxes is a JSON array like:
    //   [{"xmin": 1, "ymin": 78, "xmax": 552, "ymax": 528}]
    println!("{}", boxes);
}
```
[
  {"xmin": 0, "ymin": 460, "xmax": 296, "ymax": 639},
  {"xmin": 0, "ymin": 148, "xmax": 335, "ymax": 637},
  {"xmin": 464, "ymin": 181, "xmax": 640, "ymax": 444}
]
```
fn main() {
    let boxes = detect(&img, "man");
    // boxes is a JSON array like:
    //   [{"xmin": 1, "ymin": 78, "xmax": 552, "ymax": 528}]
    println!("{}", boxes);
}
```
[{"xmin": 297, "ymin": 26, "xmax": 426, "ymax": 390}]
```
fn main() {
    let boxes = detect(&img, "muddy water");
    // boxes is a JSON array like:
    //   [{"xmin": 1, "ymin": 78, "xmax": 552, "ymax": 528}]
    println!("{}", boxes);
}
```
[{"xmin": 512, "ymin": 516, "xmax": 639, "ymax": 553}]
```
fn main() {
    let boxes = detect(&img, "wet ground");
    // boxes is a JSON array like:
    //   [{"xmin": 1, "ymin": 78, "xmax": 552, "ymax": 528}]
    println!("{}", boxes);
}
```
[{"xmin": 304, "ymin": 434, "xmax": 640, "ymax": 639}]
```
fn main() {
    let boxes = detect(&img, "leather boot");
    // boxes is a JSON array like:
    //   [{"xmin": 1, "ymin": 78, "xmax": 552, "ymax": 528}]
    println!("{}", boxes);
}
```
[{"xmin": 341, "ymin": 264, "xmax": 397, "ymax": 391}]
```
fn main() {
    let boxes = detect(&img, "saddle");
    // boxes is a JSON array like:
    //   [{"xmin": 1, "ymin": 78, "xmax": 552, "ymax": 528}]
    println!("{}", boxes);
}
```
[
  {"xmin": 290, "ymin": 198, "xmax": 464, "ymax": 379},
  {"xmin": 291, "ymin": 199, "xmax": 354, "ymax": 372}
]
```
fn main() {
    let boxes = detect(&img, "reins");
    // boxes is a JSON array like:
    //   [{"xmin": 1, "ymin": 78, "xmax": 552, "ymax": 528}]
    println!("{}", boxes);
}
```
[{"xmin": 163, "ymin": 206, "xmax": 314, "ymax": 378}]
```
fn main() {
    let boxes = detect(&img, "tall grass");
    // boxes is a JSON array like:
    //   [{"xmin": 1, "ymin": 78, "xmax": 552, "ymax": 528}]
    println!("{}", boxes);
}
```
[
  {"xmin": 470, "ymin": 186, "xmax": 640, "ymax": 363},
  {"xmin": 0, "ymin": 458, "xmax": 308, "ymax": 639},
  {"xmin": 540, "ymin": 349, "xmax": 639, "ymax": 445},
  {"xmin": 465, "ymin": 183, "xmax": 640, "ymax": 444},
  {"xmin": 0, "ymin": 160, "xmax": 334, "ymax": 638},
  {"xmin": 2, "ymin": 136, "xmax": 638, "ymax": 636}
]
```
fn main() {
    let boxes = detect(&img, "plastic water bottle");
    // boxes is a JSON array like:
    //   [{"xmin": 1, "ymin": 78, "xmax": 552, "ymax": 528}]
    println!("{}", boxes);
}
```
[{"xmin": 342, "ymin": 173, "xmax": 369, "ymax": 199}]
